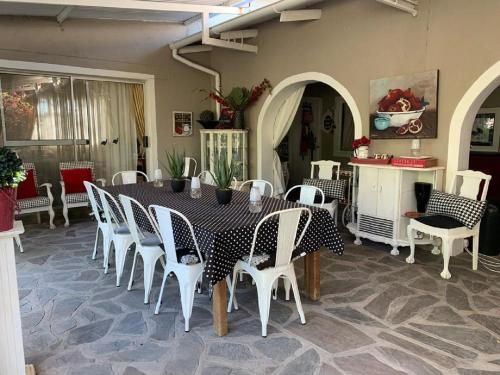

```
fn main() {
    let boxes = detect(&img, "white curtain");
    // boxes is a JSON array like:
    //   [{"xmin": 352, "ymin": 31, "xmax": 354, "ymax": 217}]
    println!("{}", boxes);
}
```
[
  {"xmin": 273, "ymin": 86, "xmax": 306, "ymax": 195},
  {"xmin": 87, "ymin": 81, "xmax": 137, "ymax": 182}
]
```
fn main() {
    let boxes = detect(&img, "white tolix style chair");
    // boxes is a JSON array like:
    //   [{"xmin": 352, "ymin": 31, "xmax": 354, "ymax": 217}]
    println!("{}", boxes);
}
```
[
  {"xmin": 284, "ymin": 185, "xmax": 325, "ymax": 208},
  {"xmin": 406, "ymin": 170, "xmax": 491, "ymax": 279},
  {"xmin": 183, "ymin": 157, "xmax": 197, "ymax": 178},
  {"xmin": 198, "ymin": 170, "xmax": 216, "ymax": 186},
  {"xmin": 228, "ymin": 207, "xmax": 312, "ymax": 337},
  {"xmin": 239, "ymin": 179, "xmax": 274, "ymax": 198},
  {"xmin": 112, "ymin": 171, "xmax": 149, "ymax": 185},
  {"xmin": 84, "ymin": 181, "xmax": 110, "ymax": 261}
]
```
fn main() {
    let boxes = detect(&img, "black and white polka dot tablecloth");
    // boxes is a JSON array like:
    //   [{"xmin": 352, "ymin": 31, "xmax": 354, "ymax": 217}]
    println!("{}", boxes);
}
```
[{"xmin": 103, "ymin": 181, "xmax": 344, "ymax": 286}]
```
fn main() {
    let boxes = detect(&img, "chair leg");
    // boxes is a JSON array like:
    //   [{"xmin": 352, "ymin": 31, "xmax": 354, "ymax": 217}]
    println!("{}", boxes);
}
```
[
  {"xmin": 283, "ymin": 277, "xmax": 291, "ymax": 301},
  {"xmin": 472, "ymin": 234, "xmax": 479, "ymax": 271},
  {"xmin": 239, "ymin": 270, "xmax": 244, "ymax": 282},
  {"xmin": 128, "ymin": 250, "xmax": 139, "ymax": 291},
  {"xmin": 272, "ymin": 279, "xmax": 278, "ymax": 300},
  {"xmin": 15, "ymin": 235, "xmax": 24, "ymax": 253},
  {"xmin": 102, "ymin": 233, "xmax": 112, "ymax": 273},
  {"xmin": 406, "ymin": 225, "xmax": 416, "ymax": 264},
  {"xmin": 431, "ymin": 236, "xmax": 441, "ymax": 255},
  {"xmin": 48, "ymin": 206, "xmax": 56, "ymax": 229},
  {"xmin": 255, "ymin": 279, "xmax": 273, "ymax": 337},
  {"xmin": 36, "ymin": 212, "xmax": 41, "ymax": 224},
  {"xmin": 143, "ymin": 253, "xmax": 162, "ymax": 304},
  {"xmin": 227, "ymin": 268, "xmax": 239, "ymax": 313},
  {"xmin": 226, "ymin": 275, "xmax": 238, "ymax": 311},
  {"xmin": 440, "ymin": 240, "xmax": 452, "ymax": 279},
  {"xmin": 92, "ymin": 227, "xmax": 100, "ymax": 260},
  {"xmin": 288, "ymin": 270, "xmax": 305, "ymax": 325},
  {"xmin": 179, "ymin": 277, "xmax": 197, "ymax": 332},
  {"xmin": 115, "ymin": 237, "xmax": 133, "ymax": 287},
  {"xmin": 62, "ymin": 201, "xmax": 69, "ymax": 227},
  {"xmin": 155, "ymin": 267, "xmax": 170, "ymax": 315}
]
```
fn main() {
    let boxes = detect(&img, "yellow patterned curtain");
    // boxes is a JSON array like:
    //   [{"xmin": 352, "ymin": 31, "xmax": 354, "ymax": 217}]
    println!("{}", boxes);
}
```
[{"xmin": 131, "ymin": 84, "xmax": 145, "ymax": 148}]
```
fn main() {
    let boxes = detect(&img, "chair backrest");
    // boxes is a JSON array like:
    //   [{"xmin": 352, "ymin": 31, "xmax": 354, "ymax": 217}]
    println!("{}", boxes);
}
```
[
  {"xmin": 22, "ymin": 162, "xmax": 39, "ymax": 187},
  {"xmin": 98, "ymin": 188, "xmax": 127, "ymax": 232},
  {"xmin": 310, "ymin": 160, "xmax": 341, "ymax": 180},
  {"xmin": 60, "ymin": 161, "xmax": 96, "ymax": 181},
  {"xmin": 183, "ymin": 157, "xmax": 198, "ymax": 178},
  {"xmin": 119, "ymin": 194, "xmax": 160, "ymax": 245},
  {"xmin": 248, "ymin": 207, "xmax": 312, "ymax": 268},
  {"xmin": 84, "ymin": 181, "xmax": 105, "ymax": 225},
  {"xmin": 284, "ymin": 185, "xmax": 325, "ymax": 207},
  {"xmin": 112, "ymin": 170, "xmax": 149, "ymax": 186},
  {"xmin": 198, "ymin": 170, "xmax": 216, "ymax": 186},
  {"xmin": 149, "ymin": 205, "xmax": 203, "ymax": 265},
  {"xmin": 449, "ymin": 170, "xmax": 492, "ymax": 201},
  {"xmin": 239, "ymin": 179, "xmax": 274, "ymax": 197}
]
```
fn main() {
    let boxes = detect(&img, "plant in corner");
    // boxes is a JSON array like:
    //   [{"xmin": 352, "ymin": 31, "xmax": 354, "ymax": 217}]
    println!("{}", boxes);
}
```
[
  {"xmin": 210, "ymin": 154, "xmax": 237, "ymax": 205},
  {"xmin": 164, "ymin": 149, "xmax": 186, "ymax": 193},
  {"xmin": 0, "ymin": 147, "xmax": 25, "ymax": 231}
]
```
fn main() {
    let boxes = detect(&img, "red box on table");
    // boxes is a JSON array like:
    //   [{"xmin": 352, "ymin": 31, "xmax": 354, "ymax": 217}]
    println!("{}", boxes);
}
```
[{"xmin": 391, "ymin": 157, "xmax": 438, "ymax": 168}]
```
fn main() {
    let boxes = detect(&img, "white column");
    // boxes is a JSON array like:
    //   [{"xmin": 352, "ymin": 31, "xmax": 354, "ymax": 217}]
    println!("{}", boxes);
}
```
[{"xmin": 0, "ymin": 221, "xmax": 26, "ymax": 375}]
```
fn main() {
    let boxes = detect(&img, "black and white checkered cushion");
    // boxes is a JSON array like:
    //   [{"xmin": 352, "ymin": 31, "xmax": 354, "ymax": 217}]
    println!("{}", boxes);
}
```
[
  {"xmin": 303, "ymin": 178, "xmax": 346, "ymax": 200},
  {"xmin": 66, "ymin": 193, "xmax": 89, "ymax": 204},
  {"xmin": 425, "ymin": 190, "xmax": 487, "ymax": 230},
  {"xmin": 18, "ymin": 196, "xmax": 50, "ymax": 210}
]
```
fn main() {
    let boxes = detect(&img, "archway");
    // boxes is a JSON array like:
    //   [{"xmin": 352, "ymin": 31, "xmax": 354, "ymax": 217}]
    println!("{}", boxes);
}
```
[
  {"xmin": 447, "ymin": 61, "xmax": 500, "ymax": 184},
  {"xmin": 256, "ymin": 72, "xmax": 363, "ymax": 182}
]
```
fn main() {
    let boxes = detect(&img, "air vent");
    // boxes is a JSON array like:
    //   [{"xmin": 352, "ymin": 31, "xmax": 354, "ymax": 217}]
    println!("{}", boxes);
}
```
[{"xmin": 359, "ymin": 214, "xmax": 394, "ymax": 238}]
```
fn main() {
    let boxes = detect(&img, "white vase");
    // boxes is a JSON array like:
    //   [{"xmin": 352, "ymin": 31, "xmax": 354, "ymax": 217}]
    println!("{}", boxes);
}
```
[{"xmin": 355, "ymin": 146, "xmax": 369, "ymax": 159}]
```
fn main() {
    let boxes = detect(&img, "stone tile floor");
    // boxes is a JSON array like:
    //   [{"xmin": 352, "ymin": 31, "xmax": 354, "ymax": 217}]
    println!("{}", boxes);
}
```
[{"xmin": 15, "ymin": 218, "xmax": 500, "ymax": 375}]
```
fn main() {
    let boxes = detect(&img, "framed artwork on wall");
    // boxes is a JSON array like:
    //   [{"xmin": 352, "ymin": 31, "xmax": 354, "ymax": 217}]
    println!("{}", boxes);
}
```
[
  {"xmin": 470, "ymin": 107, "xmax": 500, "ymax": 152},
  {"xmin": 369, "ymin": 70, "xmax": 439, "ymax": 139},
  {"xmin": 173, "ymin": 111, "xmax": 193, "ymax": 137}
]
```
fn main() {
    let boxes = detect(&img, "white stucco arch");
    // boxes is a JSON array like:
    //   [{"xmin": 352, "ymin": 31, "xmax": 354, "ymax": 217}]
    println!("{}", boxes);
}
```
[
  {"xmin": 447, "ymin": 61, "xmax": 500, "ymax": 184},
  {"xmin": 256, "ymin": 72, "xmax": 363, "ymax": 181}
]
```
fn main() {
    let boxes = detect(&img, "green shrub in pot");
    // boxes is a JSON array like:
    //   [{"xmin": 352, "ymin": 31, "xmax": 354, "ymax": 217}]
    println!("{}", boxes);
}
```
[
  {"xmin": 0, "ymin": 147, "xmax": 25, "ymax": 231},
  {"xmin": 210, "ymin": 153, "xmax": 237, "ymax": 205},
  {"xmin": 164, "ymin": 149, "xmax": 186, "ymax": 193}
]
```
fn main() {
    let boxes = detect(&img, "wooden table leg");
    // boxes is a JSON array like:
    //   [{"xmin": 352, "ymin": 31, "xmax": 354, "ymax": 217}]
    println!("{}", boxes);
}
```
[
  {"xmin": 304, "ymin": 251, "xmax": 320, "ymax": 301},
  {"xmin": 212, "ymin": 279, "xmax": 228, "ymax": 336}
]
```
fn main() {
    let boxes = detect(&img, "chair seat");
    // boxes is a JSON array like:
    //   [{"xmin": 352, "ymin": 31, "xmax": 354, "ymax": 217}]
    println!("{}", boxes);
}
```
[
  {"xmin": 65, "ymin": 192, "xmax": 89, "ymax": 204},
  {"xmin": 18, "ymin": 196, "xmax": 50, "ymax": 210},
  {"xmin": 242, "ymin": 253, "xmax": 271, "ymax": 268},
  {"xmin": 114, "ymin": 224, "xmax": 130, "ymax": 235},
  {"xmin": 176, "ymin": 248, "xmax": 203, "ymax": 265},
  {"xmin": 140, "ymin": 233, "xmax": 162, "ymax": 247},
  {"xmin": 415, "ymin": 215, "xmax": 464, "ymax": 229}
]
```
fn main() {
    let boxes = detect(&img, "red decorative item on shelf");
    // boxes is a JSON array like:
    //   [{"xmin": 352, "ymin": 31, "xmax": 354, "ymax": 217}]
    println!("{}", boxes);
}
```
[
  {"xmin": 350, "ymin": 157, "xmax": 391, "ymax": 165},
  {"xmin": 391, "ymin": 157, "xmax": 438, "ymax": 168},
  {"xmin": 352, "ymin": 136, "xmax": 371, "ymax": 150},
  {"xmin": 0, "ymin": 188, "xmax": 17, "ymax": 231}
]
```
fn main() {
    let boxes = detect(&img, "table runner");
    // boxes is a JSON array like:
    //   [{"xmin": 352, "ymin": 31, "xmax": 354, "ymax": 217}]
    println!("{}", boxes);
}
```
[{"xmin": 103, "ymin": 182, "xmax": 344, "ymax": 285}]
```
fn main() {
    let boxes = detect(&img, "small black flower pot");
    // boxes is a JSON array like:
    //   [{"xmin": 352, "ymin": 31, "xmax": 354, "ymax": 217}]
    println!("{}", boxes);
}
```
[
  {"xmin": 215, "ymin": 188, "xmax": 232, "ymax": 205},
  {"xmin": 171, "ymin": 179, "xmax": 185, "ymax": 193}
]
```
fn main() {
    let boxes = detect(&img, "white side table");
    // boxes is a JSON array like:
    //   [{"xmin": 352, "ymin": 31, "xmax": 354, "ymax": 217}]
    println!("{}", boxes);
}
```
[{"xmin": 0, "ymin": 221, "xmax": 28, "ymax": 375}]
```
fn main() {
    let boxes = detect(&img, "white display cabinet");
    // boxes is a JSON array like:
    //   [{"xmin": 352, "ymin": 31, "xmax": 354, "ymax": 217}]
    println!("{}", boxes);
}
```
[
  {"xmin": 346, "ymin": 163, "xmax": 445, "ymax": 255},
  {"xmin": 200, "ymin": 130, "xmax": 248, "ymax": 182}
]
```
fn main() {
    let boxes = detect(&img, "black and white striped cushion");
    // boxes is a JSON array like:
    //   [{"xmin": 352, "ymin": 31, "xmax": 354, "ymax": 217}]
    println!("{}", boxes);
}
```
[
  {"xmin": 303, "ymin": 178, "xmax": 346, "ymax": 200},
  {"xmin": 18, "ymin": 196, "xmax": 50, "ymax": 210},
  {"xmin": 425, "ymin": 190, "xmax": 487, "ymax": 230}
]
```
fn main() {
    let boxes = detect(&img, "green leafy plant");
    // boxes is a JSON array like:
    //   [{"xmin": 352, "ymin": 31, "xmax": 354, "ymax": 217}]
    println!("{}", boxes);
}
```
[
  {"xmin": 163, "ymin": 149, "xmax": 185, "ymax": 180},
  {"xmin": 210, "ymin": 154, "xmax": 237, "ymax": 190},
  {"xmin": 200, "ymin": 110, "xmax": 215, "ymax": 122},
  {"xmin": 0, "ymin": 147, "xmax": 25, "ymax": 189}
]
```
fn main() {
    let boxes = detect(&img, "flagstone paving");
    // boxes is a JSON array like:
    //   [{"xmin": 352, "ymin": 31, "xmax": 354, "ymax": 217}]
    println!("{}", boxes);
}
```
[{"xmin": 15, "ymin": 219, "xmax": 500, "ymax": 374}]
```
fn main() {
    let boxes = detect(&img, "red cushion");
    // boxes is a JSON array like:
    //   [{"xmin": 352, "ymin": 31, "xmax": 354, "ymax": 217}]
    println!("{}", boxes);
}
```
[
  {"xmin": 61, "ymin": 168, "xmax": 93, "ymax": 194},
  {"xmin": 17, "ymin": 169, "xmax": 38, "ymax": 199}
]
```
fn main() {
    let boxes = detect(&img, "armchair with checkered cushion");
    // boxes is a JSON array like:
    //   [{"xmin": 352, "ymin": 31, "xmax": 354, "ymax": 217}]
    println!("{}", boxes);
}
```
[
  {"xmin": 59, "ymin": 161, "xmax": 105, "ymax": 227},
  {"xmin": 17, "ymin": 162, "xmax": 55, "ymax": 229}
]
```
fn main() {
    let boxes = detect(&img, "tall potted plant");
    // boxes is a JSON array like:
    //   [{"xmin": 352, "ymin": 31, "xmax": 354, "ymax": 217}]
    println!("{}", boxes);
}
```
[
  {"xmin": 164, "ymin": 149, "xmax": 186, "ymax": 193},
  {"xmin": 210, "ymin": 154, "xmax": 237, "ymax": 205},
  {"xmin": 0, "ymin": 147, "xmax": 25, "ymax": 231},
  {"xmin": 205, "ymin": 79, "xmax": 272, "ymax": 129}
]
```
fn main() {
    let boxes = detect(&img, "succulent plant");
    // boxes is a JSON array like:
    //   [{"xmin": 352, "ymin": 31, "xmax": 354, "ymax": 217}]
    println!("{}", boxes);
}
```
[
  {"xmin": 163, "ymin": 149, "xmax": 185, "ymax": 180},
  {"xmin": 210, "ymin": 153, "xmax": 237, "ymax": 190},
  {"xmin": 200, "ymin": 110, "xmax": 215, "ymax": 122}
]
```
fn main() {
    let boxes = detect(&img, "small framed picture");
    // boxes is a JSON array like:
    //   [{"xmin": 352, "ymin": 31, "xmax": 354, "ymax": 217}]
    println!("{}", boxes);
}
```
[{"xmin": 173, "ymin": 111, "xmax": 193, "ymax": 137}]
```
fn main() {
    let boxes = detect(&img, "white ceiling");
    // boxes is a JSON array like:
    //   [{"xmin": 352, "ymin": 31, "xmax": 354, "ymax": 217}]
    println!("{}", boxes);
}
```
[{"xmin": 0, "ymin": 0, "xmax": 235, "ymax": 23}]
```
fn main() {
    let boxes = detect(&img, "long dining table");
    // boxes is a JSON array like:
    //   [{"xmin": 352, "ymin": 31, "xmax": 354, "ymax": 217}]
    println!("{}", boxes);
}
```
[{"xmin": 103, "ymin": 181, "xmax": 344, "ymax": 336}]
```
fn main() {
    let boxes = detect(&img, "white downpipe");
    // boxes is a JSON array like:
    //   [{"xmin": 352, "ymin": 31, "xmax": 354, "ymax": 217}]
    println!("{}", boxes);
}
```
[{"xmin": 171, "ymin": 48, "xmax": 221, "ymax": 118}]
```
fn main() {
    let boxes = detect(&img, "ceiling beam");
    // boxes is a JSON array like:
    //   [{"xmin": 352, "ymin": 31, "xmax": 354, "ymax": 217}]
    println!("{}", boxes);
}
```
[
  {"xmin": 56, "ymin": 6, "xmax": 73, "ymax": 23},
  {"xmin": 178, "ymin": 45, "xmax": 213, "ymax": 54},
  {"xmin": 279, "ymin": 9, "xmax": 321, "ymax": 22},
  {"xmin": 0, "ymin": 0, "xmax": 243, "ymax": 14},
  {"xmin": 375, "ymin": 0, "xmax": 418, "ymax": 16}
]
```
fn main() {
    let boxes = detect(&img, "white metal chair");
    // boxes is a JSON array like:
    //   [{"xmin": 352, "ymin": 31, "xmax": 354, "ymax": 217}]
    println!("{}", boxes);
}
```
[
  {"xmin": 228, "ymin": 207, "xmax": 312, "ymax": 337},
  {"xmin": 60, "ymin": 161, "xmax": 105, "ymax": 227},
  {"xmin": 151, "ymin": 205, "xmax": 205, "ymax": 331},
  {"xmin": 120, "ymin": 195, "xmax": 166, "ymax": 304},
  {"xmin": 284, "ymin": 185, "xmax": 325, "ymax": 208},
  {"xmin": 16, "ymin": 162, "xmax": 55, "ymax": 229},
  {"xmin": 84, "ymin": 181, "xmax": 110, "ymax": 261},
  {"xmin": 98, "ymin": 189, "xmax": 134, "ymax": 287},
  {"xmin": 183, "ymin": 157, "xmax": 197, "ymax": 178},
  {"xmin": 198, "ymin": 170, "xmax": 215, "ymax": 186},
  {"xmin": 406, "ymin": 170, "xmax": 491, "ymax": 279},
  {"xmin": 112, "ymin": 170, "xmax": 149, "ymax": 186},
  {"xmin": 310, "ymin": 160, "xmax": 341, "ymax": 180},
  {"xmin": 239, "ymin": 179, "xmax": 274, "ymax": 197}
]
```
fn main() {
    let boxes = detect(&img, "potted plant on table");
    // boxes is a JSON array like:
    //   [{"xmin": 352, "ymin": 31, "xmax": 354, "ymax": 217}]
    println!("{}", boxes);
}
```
[
  {"xmin": 0, "ymin": 147, "xmax": 25, "ymax": 231},
  {"xmin": 164, "ymin": 149, "xmax": 186, "ymax": 193},
  {"xmin": 352, "ymin": 136, "xmax": 371, "ymax": 159},
  {"xmin": 205, "ymin": 79, "xmax": 272, "ymax": 129},
  {"xmin": 210, "ymin": 154, "xmax": 237, "ymax": 205}
]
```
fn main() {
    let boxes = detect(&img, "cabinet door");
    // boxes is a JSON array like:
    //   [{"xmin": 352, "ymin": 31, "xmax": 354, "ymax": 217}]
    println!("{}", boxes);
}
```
[
  {"xmin": 377, "ymin": 168, "xmax": 397, "ymax": 220},
  {"xmin": 357, "ymin": 167, "xmax": 379, "ymax": 217}
]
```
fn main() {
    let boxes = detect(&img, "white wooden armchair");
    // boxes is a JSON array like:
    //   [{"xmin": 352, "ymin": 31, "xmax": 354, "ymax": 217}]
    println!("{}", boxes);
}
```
[{"xmin": 59, "ymin": 161, "xmax": 105, "ymax": 227}]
